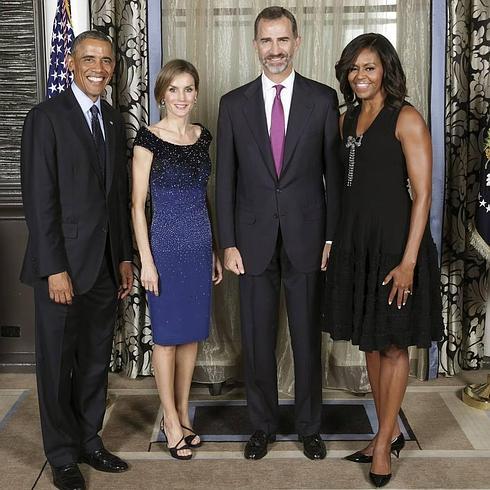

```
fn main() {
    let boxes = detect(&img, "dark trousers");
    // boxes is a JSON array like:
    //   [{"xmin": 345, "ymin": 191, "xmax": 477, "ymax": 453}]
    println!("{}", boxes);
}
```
[
  {"xmin": 239, "ymin": 233, "xmax": 323, "ymax": 436},
  {"xmin": 34, "ymin": 255, "xmax": 117, "ymax": 466}
]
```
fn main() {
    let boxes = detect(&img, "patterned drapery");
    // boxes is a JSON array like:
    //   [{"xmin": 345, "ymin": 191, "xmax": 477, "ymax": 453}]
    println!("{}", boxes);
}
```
[
  {"xmin": 90, "ymin": 0, "xmax": 152, "ymax": 377},
  {"xmin": 91, "ymin": 0, "xmax": 440, "ymax": 392},
  {"xmin": 160, "ymin": 0, "xmax": 431, "ymax": 392},
  {"xmin": 440, "ymin": 0, "xmax": 490, "ymax": 375}
]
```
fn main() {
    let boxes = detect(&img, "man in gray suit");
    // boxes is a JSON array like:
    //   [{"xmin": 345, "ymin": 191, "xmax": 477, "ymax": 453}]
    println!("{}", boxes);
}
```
[{"xmin": 216, "ymin": 6, "xmax": 341, "ymax": 460}]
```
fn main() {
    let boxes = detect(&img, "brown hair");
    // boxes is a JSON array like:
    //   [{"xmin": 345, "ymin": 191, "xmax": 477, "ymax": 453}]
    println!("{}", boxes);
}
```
[
  {"xmin": 154, "ymin": 59, "xmax": 200, "ymax": 104},
  {"xmin": 254, "ymin": 6, "xmax": 298, "ymax": 39}
]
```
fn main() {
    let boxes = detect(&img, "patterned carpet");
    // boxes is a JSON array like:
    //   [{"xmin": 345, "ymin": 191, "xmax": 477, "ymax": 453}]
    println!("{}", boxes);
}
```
[{"xmin": 1, "ymin": 371, "xmax": 490, "ymax": 489}]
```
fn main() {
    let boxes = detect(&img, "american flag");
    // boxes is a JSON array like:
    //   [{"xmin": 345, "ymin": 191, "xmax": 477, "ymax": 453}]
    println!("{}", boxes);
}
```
[{"xmin": 47, "ymin": 0, "xmax": 75, "ymax": 98}]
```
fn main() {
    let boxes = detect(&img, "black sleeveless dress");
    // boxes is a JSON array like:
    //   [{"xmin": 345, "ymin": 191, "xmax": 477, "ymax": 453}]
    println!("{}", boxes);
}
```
[{"xmin": 322, "ymin": 103, "xmax": 443, "ymax": 352}]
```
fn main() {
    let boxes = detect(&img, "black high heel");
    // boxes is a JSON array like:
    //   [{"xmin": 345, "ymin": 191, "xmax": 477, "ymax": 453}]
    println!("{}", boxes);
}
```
[
  {"xmin": 390, "ymin": 433, "xmax": 405, "ymax": 458},
  {"xmin": 181, "ymin": 424, "xmax": 202, "ymax": 448},
  {"xmin": 369, "ymin": 471, "xmax": 392, "ymax": 488},
  {"xmin": 160, "ymin": 419, "xmax": 192, "ymax": 460},
  {"xmin": 344, "ymin": 433, "xmax": 405, "ymax": 463},
  {"xmin": 369, "ymin": 445, "xmax": 392, "ymax": 488},
  {"xmin": 344, "ymin": 450, "xmax": 372, "ymax": 463}
]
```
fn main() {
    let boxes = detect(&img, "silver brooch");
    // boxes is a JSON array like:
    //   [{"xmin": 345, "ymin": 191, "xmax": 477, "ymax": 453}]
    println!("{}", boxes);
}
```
[{"xmin": 345, "ymin": 135, "xmax": 363, "ymax": 187}]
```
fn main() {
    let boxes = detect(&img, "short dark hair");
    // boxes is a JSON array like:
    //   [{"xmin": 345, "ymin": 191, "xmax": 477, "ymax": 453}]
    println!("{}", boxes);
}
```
[
  {"xmin": 335, "ymin": 33, "xmax": 407, "ymax": 108},
  {"xmin": 154, "ymin": 59, "xmax": 200, "ymax": 104},
  {"xmin": 254, "ymin": 6, "xmax": 298, "ymax": 39},
  {"xmin": 71, "ymin": 30, "xmax": 113, "ymax": 55}
]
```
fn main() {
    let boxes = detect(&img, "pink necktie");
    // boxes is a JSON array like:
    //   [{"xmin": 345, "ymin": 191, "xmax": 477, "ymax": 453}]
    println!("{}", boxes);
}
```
[{"xmin": 270, "ymin": 84, "xmax": 285, "ymax": 176}]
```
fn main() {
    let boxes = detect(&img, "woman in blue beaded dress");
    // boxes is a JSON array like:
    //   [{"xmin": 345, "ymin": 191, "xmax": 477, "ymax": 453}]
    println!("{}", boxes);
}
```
[
  {"xmin": 323, "ymin": 34, "xmax": 443, "ymax": 487},
  {"xmin": 131, "ymin": 59, "xmax": 222, "ymax": 460}
]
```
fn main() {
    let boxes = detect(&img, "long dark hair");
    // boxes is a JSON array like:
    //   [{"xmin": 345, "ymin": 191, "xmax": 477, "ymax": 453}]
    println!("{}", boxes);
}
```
[{"xmin": 335, "ymin": 33, "xmax": 407, "ymax": 108}]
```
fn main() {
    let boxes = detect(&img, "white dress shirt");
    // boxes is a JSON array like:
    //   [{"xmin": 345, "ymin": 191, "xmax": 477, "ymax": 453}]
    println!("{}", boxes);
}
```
[
  {"xmin": 261, "ymin": 70, "xmax": 295, "ymax": 135},
  {"xmin": 71, "ymin": 81, "xmax": 106, "ymax": 140}
]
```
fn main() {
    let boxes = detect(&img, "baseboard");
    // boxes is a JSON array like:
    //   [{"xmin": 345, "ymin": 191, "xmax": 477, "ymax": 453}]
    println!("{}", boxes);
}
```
[{"xmin": 0, "ymin": 352, "xmax": 35, "ymax": 372}]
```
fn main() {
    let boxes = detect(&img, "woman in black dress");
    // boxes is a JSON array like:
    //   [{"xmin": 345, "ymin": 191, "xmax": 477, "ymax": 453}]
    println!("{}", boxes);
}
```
[{"xmin": 323, "ymin": 34, "xmax": 443, "ymax": 487}]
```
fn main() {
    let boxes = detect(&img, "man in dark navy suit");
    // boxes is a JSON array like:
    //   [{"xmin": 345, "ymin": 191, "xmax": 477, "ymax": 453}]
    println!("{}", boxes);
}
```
[
  {"xmin": 216, "ymin": 6, "xmax": 341, "ymax": 460},
  {"xmin": 21, "ymin": 31, "xmax": 133, "ymax": 490}
]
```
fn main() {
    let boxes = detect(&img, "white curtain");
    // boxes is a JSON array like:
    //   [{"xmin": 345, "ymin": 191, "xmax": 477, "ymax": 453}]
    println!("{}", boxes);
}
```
[{"xmin": 161, "ymin": 0, "xmax": 431, "ymax": 393}]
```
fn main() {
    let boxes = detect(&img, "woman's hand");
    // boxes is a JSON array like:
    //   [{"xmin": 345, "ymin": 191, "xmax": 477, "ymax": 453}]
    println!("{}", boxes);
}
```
[
  {"xmin": 212, "ymin": 252, "xmax": 223, "ymax": 285},
  {"xmin": 382, "ymin": 262, "xmax": 414, "ymax": 309},
  {"xmin": 141, "ymin": 261, "xmax": 159, "ymax": 296}
]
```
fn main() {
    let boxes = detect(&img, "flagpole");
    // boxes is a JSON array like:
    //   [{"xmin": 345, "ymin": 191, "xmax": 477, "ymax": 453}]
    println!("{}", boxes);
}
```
[{"xmin": 64, "ymin": 0, "xmax": 73, "ymax": 25}]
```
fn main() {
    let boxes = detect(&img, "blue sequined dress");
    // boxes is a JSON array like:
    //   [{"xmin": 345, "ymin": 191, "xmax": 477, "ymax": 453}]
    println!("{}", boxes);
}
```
[{"xmin": 133, "ymin": 125, "xmax": 212, "ymax": 345}]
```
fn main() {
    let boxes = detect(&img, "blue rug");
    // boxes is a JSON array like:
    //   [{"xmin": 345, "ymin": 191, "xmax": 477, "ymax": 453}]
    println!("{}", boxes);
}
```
[{"xmin": 155, "ymin": 399, "xmax": 416, "ymax": 443}]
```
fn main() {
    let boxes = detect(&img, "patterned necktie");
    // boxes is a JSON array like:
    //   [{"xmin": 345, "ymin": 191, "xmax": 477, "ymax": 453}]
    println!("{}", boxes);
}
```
[
  {"xmin": 90, "ymin": 104, "xmax": 106, "ymax": 184},
  {"xmin": 270, "ymin": 84, "xmax": 285, "ymax": 177}
]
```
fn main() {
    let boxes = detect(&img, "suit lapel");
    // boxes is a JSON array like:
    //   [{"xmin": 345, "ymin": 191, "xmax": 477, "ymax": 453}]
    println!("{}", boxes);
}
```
[
  {"xmin": 65, "ymin": 88, "xmax": 105, "ymax": 191},
  {"xmin": 282, "ymin": 74, "xmax": 314, "ymax": 175},
  {"xmin": 242, "ymin": 77, "xmax": 277, "ymax": 180},
  {"xmin": 102, "ymin": 104, "xmax": 115, "ymax": 196}
]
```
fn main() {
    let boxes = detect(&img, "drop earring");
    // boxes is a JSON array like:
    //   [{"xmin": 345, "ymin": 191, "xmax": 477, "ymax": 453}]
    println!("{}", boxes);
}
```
[{"xmin": 159, "ymin": 99, "xmax": 166, "ymax": 109}]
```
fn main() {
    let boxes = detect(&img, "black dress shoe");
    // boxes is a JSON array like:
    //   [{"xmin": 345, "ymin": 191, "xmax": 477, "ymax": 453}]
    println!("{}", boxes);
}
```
[
  {"xmin": 52, "ymin": 463, "xmax": 85, "ymax": 490},
  {"xmin": 301, "ymin": 433, "xmax": 326, "ymax": 460},
  {"xmin": 244, "ymin": 430, "xmax": 276, "ymax": 460},
  {"xmin": 80, "ymin": 447, "xmax": 128, "ymax": 472}
]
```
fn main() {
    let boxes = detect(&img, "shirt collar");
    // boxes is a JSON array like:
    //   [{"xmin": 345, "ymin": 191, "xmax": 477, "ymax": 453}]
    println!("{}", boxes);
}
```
[
  {"xmin": 71, "ymin": 81, "xmax": 102, "ymax": 115},
  {"xmin": 261, "ymin": 70, "xmax": 295, "ymax": 92}
]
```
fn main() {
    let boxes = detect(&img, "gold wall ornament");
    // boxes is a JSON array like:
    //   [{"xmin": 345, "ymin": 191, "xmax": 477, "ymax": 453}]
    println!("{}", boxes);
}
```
[{"xmin": 462, "ymin": 374, "xmax": 490, "ymax": 410}]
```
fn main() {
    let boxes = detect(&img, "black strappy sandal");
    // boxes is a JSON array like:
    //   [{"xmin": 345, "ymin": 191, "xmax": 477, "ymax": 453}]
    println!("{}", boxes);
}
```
[
  {"xmin": 160, "ymin": 419, "xmax": 193, "ymax": 460},
  {"xmin": 181, "ymin": 424, "xmax": 202, "ymax": 448}
]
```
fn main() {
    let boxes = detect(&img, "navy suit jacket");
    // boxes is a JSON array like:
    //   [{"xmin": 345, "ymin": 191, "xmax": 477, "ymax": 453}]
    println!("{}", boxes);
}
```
[
  {"xmin": 216, "ymin": 73, "xmax": 342, "ymax": 274},
  {"xmin": 20, "ymin": 88, "xmax": 132, "ymax": 294}
]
